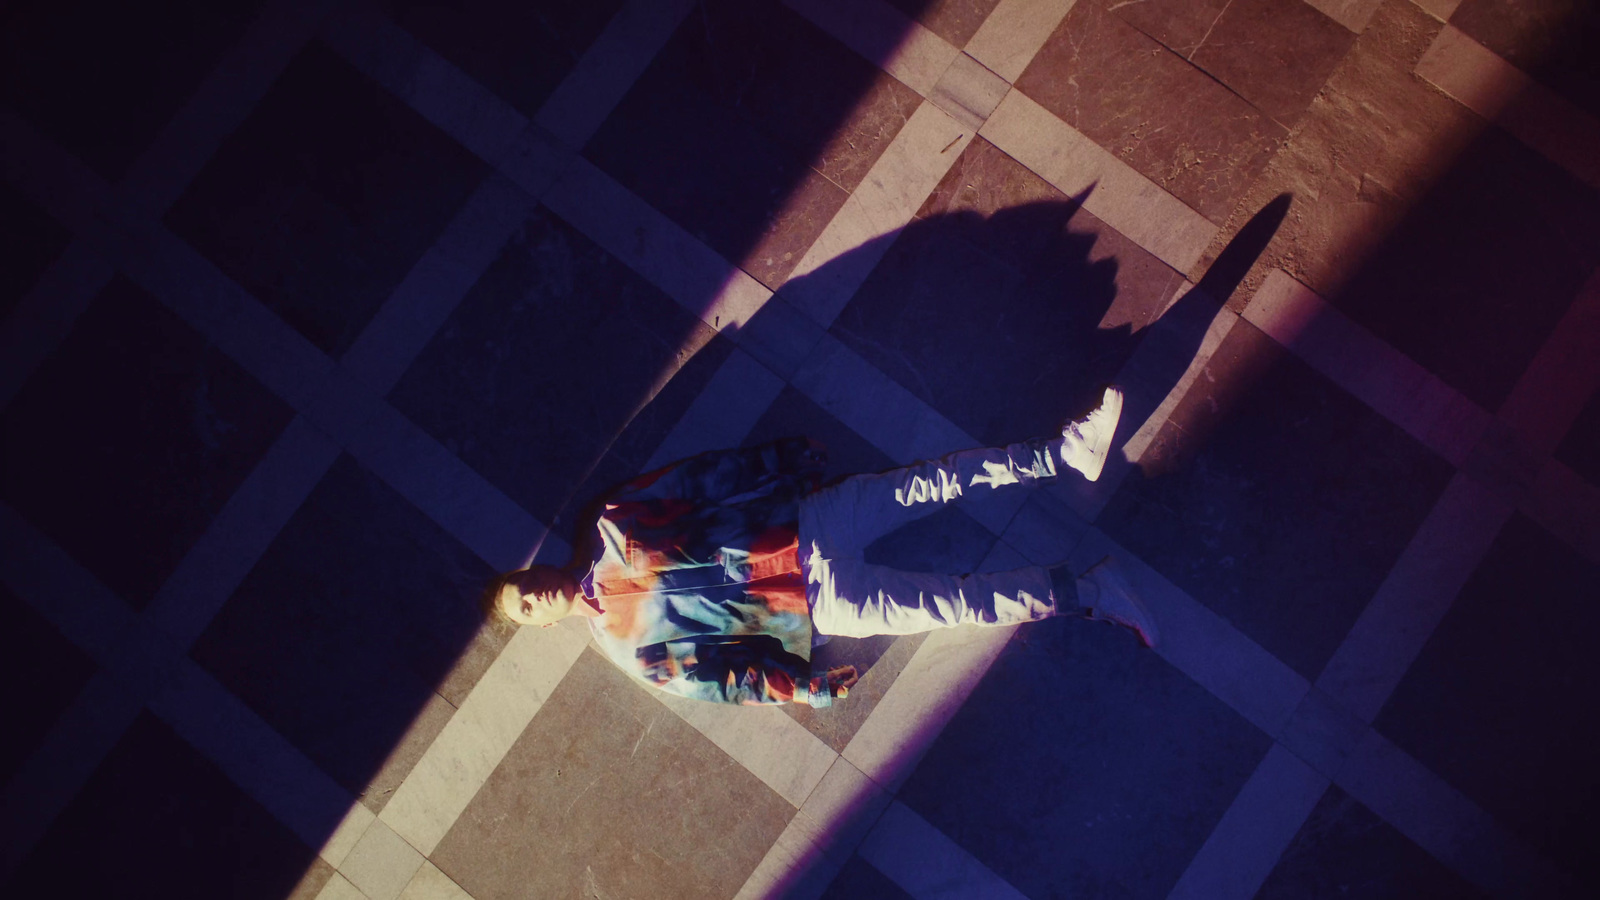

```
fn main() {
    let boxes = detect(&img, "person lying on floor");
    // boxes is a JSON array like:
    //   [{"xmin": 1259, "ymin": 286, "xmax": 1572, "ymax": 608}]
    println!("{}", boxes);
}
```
[{"xmin": 486, "ymin": 387, "xmax": 1157, "ymax": 707}]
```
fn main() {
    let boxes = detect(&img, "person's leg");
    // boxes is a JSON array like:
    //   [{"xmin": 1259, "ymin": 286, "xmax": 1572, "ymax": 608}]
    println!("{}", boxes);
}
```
[
  {"xmin": 806, "ymin": 552, "xmax": 1071, "ymax": 637},
  {"xmin": 800, "ymin": 438, "xmax": 1064, "ymax": 559}
]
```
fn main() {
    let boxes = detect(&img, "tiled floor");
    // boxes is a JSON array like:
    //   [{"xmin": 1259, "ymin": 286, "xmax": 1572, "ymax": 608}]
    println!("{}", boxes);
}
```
[{"xmin": 3, "ymin": 1, "xmax": 1598, "ymax": 898}]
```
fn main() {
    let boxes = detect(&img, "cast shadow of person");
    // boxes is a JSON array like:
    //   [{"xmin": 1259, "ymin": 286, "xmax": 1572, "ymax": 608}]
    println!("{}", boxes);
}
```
[{"xmin": 556, "ymin": 190, "xmax": 1290, "ymax": 692}]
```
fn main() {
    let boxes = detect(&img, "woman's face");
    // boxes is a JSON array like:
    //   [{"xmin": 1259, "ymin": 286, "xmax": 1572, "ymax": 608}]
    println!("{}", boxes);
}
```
[{"xmin": 498, "ymin": 566, "xmax": 578, "ymax": 626}]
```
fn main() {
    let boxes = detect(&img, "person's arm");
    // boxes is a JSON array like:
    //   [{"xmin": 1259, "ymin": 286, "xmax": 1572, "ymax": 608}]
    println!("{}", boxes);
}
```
[
  {"xmin": 609, "ymin": 438, "xmax": 826, "ymax": 506},
  {"xmin": 635, "ymin": 634, "xmax": 850, "ymax": 706}
]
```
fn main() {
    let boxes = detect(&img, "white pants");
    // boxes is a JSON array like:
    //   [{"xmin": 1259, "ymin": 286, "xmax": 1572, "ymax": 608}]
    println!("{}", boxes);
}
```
[{"xmin": 800, "ymin": 438, "xmax": 1071, "ymax": 638}]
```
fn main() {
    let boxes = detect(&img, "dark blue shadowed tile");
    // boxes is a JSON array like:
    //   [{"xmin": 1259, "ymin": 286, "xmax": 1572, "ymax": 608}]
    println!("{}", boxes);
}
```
[
  {"xmin": 820, "ymin": 853, "xmax": 915, "ymax": 900},
  {"xmin": 1098, "ymin": 319, "xmax": 1454, "ymax": 681},
  {"xmin": 164, "ymin": 39, "xmax": 489, "ymax": 358},
  {"xmin": 583, "ymin": 0, "xmax": 919, "ymax": 288},
  {"xmin": 0, "ymin": 183, "xmax": 73, "ymax": 322},
  {"xmin": 5, "ymin": 711, "xmax": 321, "ymax": 899},
  {"xmin": 837, "ymin": 137, "xmax": 1185, "ymax": 450},
  {"xmin": 388, "ymin": 205, "xmax": 722, "ymax": 531},
  {"xmin": 1330, "ymin": 126, "xmax": 1600, "ymax": 411},
  {"xmin": 189, "ymin": 454, "xmax": 499, "ymax": 807},
  {"xmin": 0, "ymin": 0, "xmax": 260, "ymax": 181},
  {"xmin": 900, "ymin": 614, "xmax": 1273, "ymax": 899},
  {"xmin": 1554, "ymin": 388, "xmax": 1600, "ymax": 487},
  {"xmin": 0, "ymin": 276, "xmax": 294, "ymax": 609},
  {"xmin": 379, "ymin": 0, "xmax": 626, "ymax": 118},
  {"xmin": 0, "ymin": 584, "xmax": 97, "ymax": 786},
  {"xmin": 1373, "ymin": 513, "xmax": 1600, "ymax": 893},
  {"xmin": 1255, "ymin": 785, "xmax": 1488, "ymax": 900}
]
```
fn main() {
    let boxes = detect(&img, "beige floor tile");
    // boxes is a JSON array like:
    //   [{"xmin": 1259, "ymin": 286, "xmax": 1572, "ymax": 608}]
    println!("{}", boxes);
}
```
[
  {"xmin": 652, "ymin": 689, "xmax": 838, "ymax": 808},
  {"xmin": 316, "ymin": 872, "xmax": 370, "ymax": 900},
  {"xmin": 399, "ymin": 861, "xmax": 476, "ymax": 900},
  {"xmin": 318, "ymin": 802, "xmax": 377, "ymax": 869},
  {"xmin": 340, "ymin": 818, "xmax": 425, "ymax": 900},
  {"xmin": 930, "ymin": 52, "xmax": 1010, "ymax": 130}
]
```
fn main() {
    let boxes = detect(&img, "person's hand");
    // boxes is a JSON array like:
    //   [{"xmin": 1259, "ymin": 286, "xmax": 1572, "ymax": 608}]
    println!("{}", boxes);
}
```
[{"xmin": 826, "ymin": 665, "xmax": 859, "ymax": 698}]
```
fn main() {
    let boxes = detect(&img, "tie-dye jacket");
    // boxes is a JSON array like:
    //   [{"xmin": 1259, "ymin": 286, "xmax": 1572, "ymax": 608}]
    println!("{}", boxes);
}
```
[{"xmin": 578, "ymin": 438, "xmax": 835, "ymax": 705}]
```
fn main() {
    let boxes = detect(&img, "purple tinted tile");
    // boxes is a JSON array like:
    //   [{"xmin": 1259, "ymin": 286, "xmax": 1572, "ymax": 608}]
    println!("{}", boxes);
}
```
[
  {"xmin": 1015, "ymin": 1, "xmax": 1288, "ymax": 223},
  {"xmin": 1451, "ymin": 0, "xmax": 1600, "ymax": 120},
  {"xmin": 0, "ymin": 183, "xmax": 72, "ymax": 322},
  {"xmin": 1554, "ymin": 388, "xmax": 1600, "ymax": 487},
  {"xmin": 165, "ymin": 40, "xmax": 489, "ymax": 357},
  {"xmin": 1188, "ymin": 0, "xmax": 1356, "ymax": 124},
  {"xmin": 583, "ymin": 0, "xmax": 919, "ymax": 288},
  {"xmin": 387, "ymin": 205, "xmax": 724, "ymax": 531},
  {"xmin": 0, "ymin": 276, "xmax": 294, "ymax": 609},
  {"xmin": 1098, "ymin": 321, "xmax": 1454, "ymax": 681},
  {"xmin": 0, "ymin": 0, "xmax": 259, "ymax": 180},
  {"xmin": 1257, "ymin": 785, "xmax": 1489, "ymax": 899},
  {"xmin": 7, "ymin": 712, "xmax": 317, "ymax": 898},
  {"xmin": 380, "ymin": 0, "xmax": 624, "ymax": 118},
  {"xmin": 900, "ymin": 614, "xmax": 1273, "ymax": 898},
  {"xmin": 189, "ymin": 454, "xmax": 498, "ymax": 804},
  {"xmin": 0, "ymin": 584, "xmax": 97, "ymax": 785},
  {"xmin": 1374, "ymin": 513, "xmax": 1600, "ymax": 892},
  {"xmin": 820, "ymin": 854, "xmax": 915, "ymax": 900},
  {"xmin": 1332, "ymin": 127, "xmax": 1600, "ymax": 411}
]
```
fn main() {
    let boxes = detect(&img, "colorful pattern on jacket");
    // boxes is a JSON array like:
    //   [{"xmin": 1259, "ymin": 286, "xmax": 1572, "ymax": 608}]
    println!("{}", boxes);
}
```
[{"xmin": 579, "ymin": 438, "xmax": 827, "ymax": 704}]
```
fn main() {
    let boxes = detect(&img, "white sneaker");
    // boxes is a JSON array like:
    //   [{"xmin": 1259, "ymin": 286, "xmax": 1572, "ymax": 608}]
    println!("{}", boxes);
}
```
[
  {"xmin": 1060, "ymin": 386, "xmax": 1123, "ymax": 482},
  {"xmin": 1079, "ymin": 556, "xmax": 1159, "ymax": 648}
]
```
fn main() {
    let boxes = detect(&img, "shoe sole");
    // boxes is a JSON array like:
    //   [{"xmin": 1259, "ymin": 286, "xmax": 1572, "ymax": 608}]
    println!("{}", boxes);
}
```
[{"xmin": 1078, "ymin": 387, "xmax": 1123, "ymax": 482}]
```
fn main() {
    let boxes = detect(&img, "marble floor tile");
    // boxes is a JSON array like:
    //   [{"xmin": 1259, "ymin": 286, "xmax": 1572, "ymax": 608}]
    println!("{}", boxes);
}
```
[
  {"xmin": 583, "ymin": 0, "xmax": 920, "ymax": 288},
  {"xmin": 379, "ymin": 0, "xmax": 627, "ymax": 120},
  {"xmin": 819, "ymin": 853, "xmax": 915, "ymax": 900},
  {"xmin": 0, "ymin": 276, "xmax": 294, "ymax": 610},
  {"xmin": 1449, "ymin": 0, "xmax": 1600, "ymax": 120},
  {"xmin": 189, "ymin": 454, "xmax": 498, "ymax": 810},
  {"xmin": 883, "ymin": 0, "xmax": 1003, "ymax": 48},
  {"xmin": 165, "ymin": 39, "xmax": 489, "ymax": 358},
  {"xmin": 0, "ymin": 0, "xmax": 260, "ymax": 181},
  {"xmin": 1187, "ymin": 0, "xmax": 1357, "ymax": 126},
  {"xmin": 1098, "ymin": 320, "xmax": 1455, "ymax": 681},
  {"xmin": 1373, "ymin": 513, "xmax": 1600, "ymax": 893},
  {"xmin": 0, "ymin": 584, "xmax": 97, "ymax": 786},
  {"xmin": 1015, "ymin": 0, "xmax": 1288, "ymax": 224},
  {"xmin": 340, "ymin": 818, "xmax": 424, "ymax": 900},
  {"xmin": 897, "ymin": 612, "xmax": 1274, "ymax": 899},
  {"xmin": 430, "ymin": 648, "xmax": 794, "ymax": 900},
  {"xmin": 1256, "ymin": 784, "xmax": 1489, "ymax": 899},
  {"xmin": 1554, "ymin": 389, "xmax": 1600, "ymax": 487},
  {"xmin": 0, "ymin": 183, "xmax": 71, "ymax": 323},
  {"xmin": 1331, "ymin": 126, "xmax": 1600, "ymax": 411},
  {"xmin": 4, "ymin": 712, "xmax": 320, "ymax": 898},
  {"xmin": 388, "ymin": 204, "xmax": 728, "ymax": 533}
]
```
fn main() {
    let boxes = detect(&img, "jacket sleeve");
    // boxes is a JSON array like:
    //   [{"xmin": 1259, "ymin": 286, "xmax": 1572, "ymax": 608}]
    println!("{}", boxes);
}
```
[
  {"xmin": 609, "ymin": 438, "xmax": 826, "ymax": 506},
  {"xmin": 635, "ymin": 634, "xmax": 819, "ymax": 705}
]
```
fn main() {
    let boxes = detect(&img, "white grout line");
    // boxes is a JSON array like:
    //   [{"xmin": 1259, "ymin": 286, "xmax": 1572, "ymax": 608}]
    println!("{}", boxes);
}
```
[
  {"xmin": 115, "ymin": 0, "xmax": 341, "ymax": 218},
  {"xmin": 1496, "ymin": 268, "xmax": 1600, "ymax": 457},
  {"xmin": 1315, "ymin": 472, "xmax": 1516, "ymax": 721},
  {"xmin": 644, "ymin": 346, "xmax": 788, "ymax": 471},
  {"xmin": 981, "ymin": 90, "xmax": 1219, "ymax": 274},
  {"xmin": 542, "ymin": 157, "xmax": 775, "ymax": 335},
  {"xmin": 1243, "ymin": 270, "xmax": 1492, "ymax": 468},
  {"xmin": 782, "ymin": 100, "xmax": 972, "ymax": 330},
  {"xmin": 1417, "ymin": 26, "xmax": 1600, "ymax": 189},
  {"xmin": 735, "ymin": 756, "xmax": 893, "ymax": 900},
  {"xmin": 1301, "ymin": 0, "xmax": 1383, "ymax": 34},
  {"xmin": 533, "ymin": 0, "xmax": 697, "ymax": 150},
  {"xmin": 339, "ymin": 174, "xmax": 538, "ymax": 396},
  {"xmin": 377, "ymin": 620, "xmax": 591, "ymax": 856},
  {"xmin": 782, "ymin": 0, "xmax": 959, "ymax": 98},
  {"xmin": 1165, "ymin": 745, "xmax": 1329, "ymax": 900},
  {"xmin": 1411, "ymin": 0, "xmax": 1463, "ymax": 22},
  {"xmin": 964, "ymin": 0, "xmax": 1079, "ymax": 84},
  {"xmin": 651, "ymin": 691, "xmax": 839, "ymax": 809},
  {"xmin": 0, "ymin": 240, "xmax": 114, "ymax": 411},
  {"xmin": 1521, "ymin": 458, "xmax": 1600, "ymax": 565},
  {"xmin": 859, "ymin": 801, "xmax": 1031, "ymax": 899},
  {"xmin": 1335, "ymin": 729, "xmax": 1578, "ymax": 897}
]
